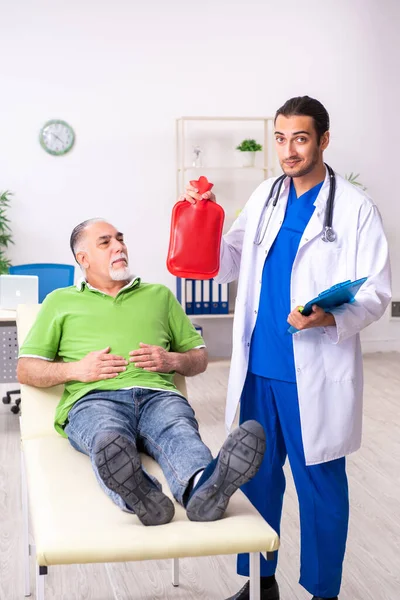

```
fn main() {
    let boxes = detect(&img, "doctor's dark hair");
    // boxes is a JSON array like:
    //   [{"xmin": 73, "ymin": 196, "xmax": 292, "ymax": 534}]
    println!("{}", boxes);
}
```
[
  {"xmin": 275, "ymin": 96, "xmax": 330, "ymax": 144},
  {"xmin": 70, "ymin": 218, "xmax": 107, "ymax": 261}
]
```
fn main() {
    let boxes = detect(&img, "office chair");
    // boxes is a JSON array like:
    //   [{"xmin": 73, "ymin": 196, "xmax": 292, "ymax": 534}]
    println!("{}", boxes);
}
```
[
  {"xmin": 4, "ymin": 263, "xmax": 75, "ymax": 413},
  {"xmin": 2, "ymin": 391, "xmax": 21, "ymax": 413}
]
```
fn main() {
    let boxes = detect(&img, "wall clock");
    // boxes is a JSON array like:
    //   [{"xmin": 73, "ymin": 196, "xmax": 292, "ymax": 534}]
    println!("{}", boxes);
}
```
[{"xmin": 39, "ymin": 119, "xmax": 75, "ymax": 156}]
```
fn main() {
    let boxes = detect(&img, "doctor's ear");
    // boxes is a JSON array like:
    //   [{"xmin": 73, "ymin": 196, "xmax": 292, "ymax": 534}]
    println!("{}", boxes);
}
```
[{"xmin": 320, "ymin": 131, "xmax": 330, "ymax": 151}]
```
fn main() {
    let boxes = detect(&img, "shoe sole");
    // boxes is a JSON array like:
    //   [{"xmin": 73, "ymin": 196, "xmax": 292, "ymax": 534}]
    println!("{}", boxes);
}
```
[
  {"xmin": 93, "ymin": 432, "xmax": 175, "ymax": 526},
  {"xmin": 186, "ymin": 420, "xmax": 266, "ymax": 522}
]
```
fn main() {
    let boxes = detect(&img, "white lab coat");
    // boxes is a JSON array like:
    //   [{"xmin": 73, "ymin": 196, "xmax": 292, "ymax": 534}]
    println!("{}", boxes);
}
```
[{"xmin": 215, "ymin": 170, "xmax": 391, "ymax": 465}]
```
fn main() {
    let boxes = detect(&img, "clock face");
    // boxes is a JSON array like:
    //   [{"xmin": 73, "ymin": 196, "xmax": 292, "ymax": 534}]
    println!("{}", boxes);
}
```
[{"xmin": 39, "ymin": 119, "xmax": 75, "ymax": 155}]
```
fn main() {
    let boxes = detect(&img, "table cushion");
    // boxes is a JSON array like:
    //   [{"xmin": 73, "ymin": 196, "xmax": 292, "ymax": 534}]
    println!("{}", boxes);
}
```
[{"xmin": 23, "ymin": 436, "xmax": 279, "ymax": 566}]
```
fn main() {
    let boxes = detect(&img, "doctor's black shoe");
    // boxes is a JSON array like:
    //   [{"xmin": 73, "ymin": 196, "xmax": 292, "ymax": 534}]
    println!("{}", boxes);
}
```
[
  {"xmin": 225, "ymin": 577, "xmax": 280, "ymax": 600},
  {"xmin": 93, "ymin": 432, "xmax": 175, "ymax": 526},
  {"xmin": 186, "ymin": 420, "xmax": 266, "ymax": 522},
  {"xmin": 312, "ymin": 597, "xmax": 338, "ymax": 599}
]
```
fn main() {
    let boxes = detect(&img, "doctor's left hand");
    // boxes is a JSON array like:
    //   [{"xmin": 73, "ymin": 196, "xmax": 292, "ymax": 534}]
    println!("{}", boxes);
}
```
[
  {"xmin": 129, "ymin": 343, "xmax": 175, "ymax": 373},
  {"xmin": 287, "ymin": 305, "xmax": 336, "ymax": 330}
]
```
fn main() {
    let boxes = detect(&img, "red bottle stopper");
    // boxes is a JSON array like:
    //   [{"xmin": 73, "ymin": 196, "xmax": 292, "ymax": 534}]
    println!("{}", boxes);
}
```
[{"xmin": 189, "ymin": 175, "xmax": 214, "ymax": 195}]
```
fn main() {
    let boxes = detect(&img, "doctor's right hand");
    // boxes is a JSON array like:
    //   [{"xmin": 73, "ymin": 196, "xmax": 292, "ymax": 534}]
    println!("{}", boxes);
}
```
[{"xmin": 180, "ymin": 184, "xmax": 216, "ymax": 205}]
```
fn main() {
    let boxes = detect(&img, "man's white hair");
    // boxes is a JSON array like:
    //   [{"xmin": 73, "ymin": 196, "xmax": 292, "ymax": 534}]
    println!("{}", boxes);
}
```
[{"xmin": 70, "ymin": 218, "xmax": 109, "ymax": 261}]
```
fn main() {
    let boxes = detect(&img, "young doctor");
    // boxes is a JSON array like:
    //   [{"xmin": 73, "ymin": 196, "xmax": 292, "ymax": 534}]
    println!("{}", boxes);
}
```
[{"xmin": 182, "ymin": 96, "xmax": 391, "ymax": 600}]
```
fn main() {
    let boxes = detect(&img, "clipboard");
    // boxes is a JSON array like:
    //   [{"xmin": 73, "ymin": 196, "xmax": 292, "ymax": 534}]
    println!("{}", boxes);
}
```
[{"xmin": 288, "ymin": 276, "xmax": 368, "ymax": 334}]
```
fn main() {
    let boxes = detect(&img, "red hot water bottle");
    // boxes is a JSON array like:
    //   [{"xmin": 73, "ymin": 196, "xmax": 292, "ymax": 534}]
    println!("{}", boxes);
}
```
[{"xmin": 167, "ymin": 176, "xmax": 224, "ymax": 279}]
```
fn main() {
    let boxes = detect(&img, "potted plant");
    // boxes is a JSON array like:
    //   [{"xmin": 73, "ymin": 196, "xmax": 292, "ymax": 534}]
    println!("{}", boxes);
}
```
[
  {"xmin": 236, "ymin": 139, "xmax": 263, "ymax": 167},
  {"xmin": 0, "ymin": 191, "xmax": 13, "ymax": 274}
]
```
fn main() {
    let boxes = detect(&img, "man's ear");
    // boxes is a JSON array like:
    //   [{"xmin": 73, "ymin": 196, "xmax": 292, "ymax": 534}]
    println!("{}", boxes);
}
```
[
  {"xmin": 76, "ymin": 251, "xmax": 89, "ymax": 270},
  {"xmin": 320, "ymin": 131, "xmax": 330, "ymax": 151}
]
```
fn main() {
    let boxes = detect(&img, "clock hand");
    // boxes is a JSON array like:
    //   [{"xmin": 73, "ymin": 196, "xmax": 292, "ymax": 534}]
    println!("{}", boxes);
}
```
[{"xmin": 51, "ymin": 132, "xmax": 63, "ymax": 143}]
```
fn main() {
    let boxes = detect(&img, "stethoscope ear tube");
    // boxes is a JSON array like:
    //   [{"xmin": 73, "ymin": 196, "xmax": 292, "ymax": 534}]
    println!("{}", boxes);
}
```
[
  {"xmin": 322, "ymin": 164, "xmax": 336, "ymax": 243},
  {"xmin": 254, "ymin": 175, "xmax": 286, "ymax": 245}
]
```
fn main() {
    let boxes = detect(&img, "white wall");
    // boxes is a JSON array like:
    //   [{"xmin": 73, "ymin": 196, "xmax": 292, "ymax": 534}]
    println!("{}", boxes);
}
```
[{"xmin": 0, "ymin": 0, "xmax": 399, "ymax": 351}]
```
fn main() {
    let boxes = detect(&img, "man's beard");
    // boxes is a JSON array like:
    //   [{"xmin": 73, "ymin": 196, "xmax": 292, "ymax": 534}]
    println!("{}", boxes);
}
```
[
  {"xmin": 109, "ymin": 265, "xmax": 131, "ymax": 281},
  {"xmin": 109, "ymin": 253, "xmax": 131, "ymax": 281},
  {"xmin": 281, "ymin": 149, "xmax": 320, "ymax": 178}
]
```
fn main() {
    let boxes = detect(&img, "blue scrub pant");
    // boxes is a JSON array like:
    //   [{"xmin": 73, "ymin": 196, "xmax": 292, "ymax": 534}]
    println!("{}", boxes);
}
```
[{"xmin": 238, "ymin": 373, "xmax": 349, "ymax": 598}]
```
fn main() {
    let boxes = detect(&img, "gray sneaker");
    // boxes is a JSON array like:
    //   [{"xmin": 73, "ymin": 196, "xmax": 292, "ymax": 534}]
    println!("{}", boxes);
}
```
[
  {"xmin": 186, "ymin": 420, "xmax": 266, "ymax": 522},
  {"xmin": 93, "ymin": 432, "xmax": 175, "ymax": 526}
]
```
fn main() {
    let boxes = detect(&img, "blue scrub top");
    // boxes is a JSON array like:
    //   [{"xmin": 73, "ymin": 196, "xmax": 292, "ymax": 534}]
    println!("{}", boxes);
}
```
[{"xmin": 249, "ymin": 179, "xmax": 323, "ymax": 382}]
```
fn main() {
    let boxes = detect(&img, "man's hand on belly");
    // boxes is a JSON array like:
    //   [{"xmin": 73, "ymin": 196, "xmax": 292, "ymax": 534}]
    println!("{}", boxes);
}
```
[
  {"xmin": 129, "ymin": 343, "xmax": 175, "ymax": 373},
  {"xmin": 71, "ymin": 347, "xmax": 128, "ymax": 382}
]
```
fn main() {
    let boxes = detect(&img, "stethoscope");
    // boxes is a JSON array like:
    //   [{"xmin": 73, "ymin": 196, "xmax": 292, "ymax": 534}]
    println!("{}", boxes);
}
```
[{"xmin": 254, "ymin": 163, "xmax": 337, "ymax": 245}]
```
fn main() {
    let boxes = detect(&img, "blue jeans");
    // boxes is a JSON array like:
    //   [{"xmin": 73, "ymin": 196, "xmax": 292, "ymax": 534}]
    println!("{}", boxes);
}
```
[{"xmin": 64, "ymin": 388, "xmax": 213, "ymax": 510}]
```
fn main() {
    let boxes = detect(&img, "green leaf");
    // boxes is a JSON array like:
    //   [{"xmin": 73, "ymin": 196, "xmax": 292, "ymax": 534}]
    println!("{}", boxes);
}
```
[
  {"xmin": 0, "ymin": 190, "xmax": 13, "ymax": 264},
  {"xmin": 344, "ymin": 173, "xmax": 367, "ymax": 191}
]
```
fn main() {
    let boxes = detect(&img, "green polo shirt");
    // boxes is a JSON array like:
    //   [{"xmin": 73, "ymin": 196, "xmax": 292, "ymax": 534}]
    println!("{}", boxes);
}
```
[{"xmin": 19, "ymin": 277, "xmax": 204, "ymax": 437}]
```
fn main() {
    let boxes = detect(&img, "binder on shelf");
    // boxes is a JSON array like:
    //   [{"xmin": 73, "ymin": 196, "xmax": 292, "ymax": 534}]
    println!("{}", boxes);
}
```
[
  {"xmin": 185, "ymin": 279, "xmax": 194, "ymax": 315},
  {"xmin": 176, "ymin": 277, "xmax": 182, "ymax": 304},
  {"xmin": 194, "ymin": 280, "xmax": 202, "ymax": 314},
  {"xmin": 211, "ymin": 279, "xmax": 220, "ymax": 314},
  {"xmin": 202, "ymin": 280, "xmax": 211, "ymax": 314},
  {"xmin": 220, "ymin": 283, "xmax": 229, "ymax": 314}
]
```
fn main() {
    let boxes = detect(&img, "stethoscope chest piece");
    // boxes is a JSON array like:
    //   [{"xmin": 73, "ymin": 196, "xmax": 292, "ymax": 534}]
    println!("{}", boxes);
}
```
[{"xmin": 321, "ymin": 226, "xmax": 336, "ymax": 243}]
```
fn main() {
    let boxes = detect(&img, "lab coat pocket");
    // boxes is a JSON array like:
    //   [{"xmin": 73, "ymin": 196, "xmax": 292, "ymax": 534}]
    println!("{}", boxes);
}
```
[
  {"xmin": 311, "ymin": 243, "xmax": 347, "ymax": 288},
  {"xmin": 319, "ymin": 333, "xmax": 356, "ymax": 382}
]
